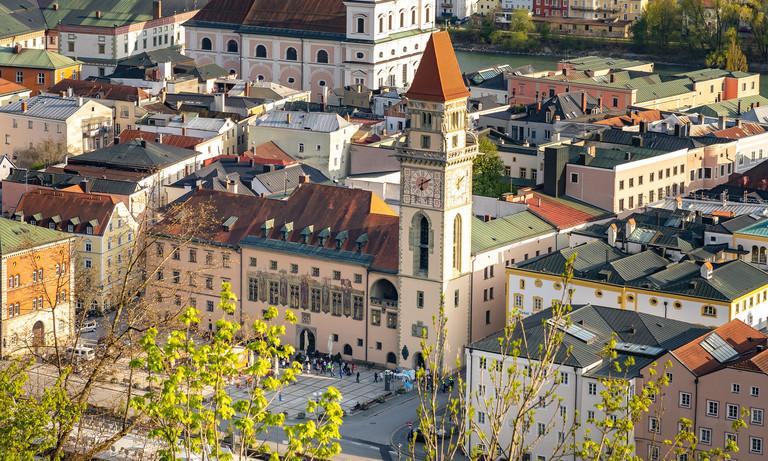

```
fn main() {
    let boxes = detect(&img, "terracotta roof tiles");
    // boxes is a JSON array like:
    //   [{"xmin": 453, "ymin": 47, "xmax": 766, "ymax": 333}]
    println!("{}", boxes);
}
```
[
  {"xmin": 405, "ymin": 31, "xmax": 470, "ymax": 103},
  {"xmin": 0, "ymin": 77, "xmax": 29, "ymax": 96},
  {"xmin": 191, "ymin": 0, "xmax": 346, "ymax": 34},
  {"xmin": 523, "ymin": 192, "xmax": 608, "ymax": 230},
  {"xmin": 48, "ymin": 79, "xmax": 150, "ymax": 102},
  {"xmin": 119, "ymin": 129, "xmax": 203, "ymax": 150},
  {"xmin": 15, "ymin": 189, "xmax": 117, "ymax": 236}
]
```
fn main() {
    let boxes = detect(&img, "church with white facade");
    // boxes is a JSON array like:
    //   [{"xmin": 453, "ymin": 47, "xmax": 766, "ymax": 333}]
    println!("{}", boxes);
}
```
[{"xmin": 183, "ymin": 0, "xmax": 437, "ymax": 101}]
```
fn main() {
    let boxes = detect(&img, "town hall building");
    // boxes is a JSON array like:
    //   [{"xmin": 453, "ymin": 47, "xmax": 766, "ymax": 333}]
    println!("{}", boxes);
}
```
[{"xmin": 183, "ymin": 0, "xmax": 437, "ymax": 101}]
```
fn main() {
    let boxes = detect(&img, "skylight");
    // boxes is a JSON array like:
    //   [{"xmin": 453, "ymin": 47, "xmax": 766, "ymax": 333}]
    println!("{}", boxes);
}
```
[
  {"xmin": 614, "ymin": 342, "xmax": 664, "ymax": 357},
  {"xmin": 700, "ymin": 332, "xmax": 738, "ymax": 363},
  {"xmin": 548, "ymin": 318, "xmax": 597, "ymax": 343}
]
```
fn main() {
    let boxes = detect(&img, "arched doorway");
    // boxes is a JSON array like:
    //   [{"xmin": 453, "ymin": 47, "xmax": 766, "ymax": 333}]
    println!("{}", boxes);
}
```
[
  {"xmin": 386, "ymin": 352, "xmax": 397, "ymax": 364},
  {"xmin": 32, "ymin": 321, "xmax": 44, "ymax": 348},
  {"xmin": 413, "ymin": 352, "xmax": 425, "ymax": 369},
  {"xmin": 343, "ymin": 344, "xmax": 352, "ymax": 355},
  {"xmin": 370, "ymin": 278, "xmax": 398, "ymax": 307},
  {"xmin": 298, "ymin": 329, "xmax": 316, "ymax": 354}
]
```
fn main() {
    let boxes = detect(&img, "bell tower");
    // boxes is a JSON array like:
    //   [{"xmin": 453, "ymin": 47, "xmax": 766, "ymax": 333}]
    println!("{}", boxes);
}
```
[{"xmin": 396, "ymin": 31, "xmax": 477, "ymax": 368}]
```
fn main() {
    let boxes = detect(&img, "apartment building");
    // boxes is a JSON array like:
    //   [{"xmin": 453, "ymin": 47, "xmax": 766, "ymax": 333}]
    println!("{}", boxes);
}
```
[
  {"xmin": 183, "ymin": 0, "xmax": 435, "ymax": 100},
  {"xmin": 248, "ymin": 111, "xmax": 361, "ymax": 179},
  {"xmin": 14, "ymin": 190, "xmax": 138, "ymax": 312},
  {"xmin": 507, "ymin": 238, "xmax": 768, "ymax": 327},
  {"xmin": 44, "ymin": 0, "xmax": 204, "ymax": 79},
  {"xmin": 0, "ymin": 1, "xmax": 48, "ymax": 50},
  {"xmin": 0, "ymin": 46, "xmax": 81, "ymax": 95},
  {"xmin": 567, "ymin": 0, "xmax": 646, "ymax": 21},
  {"xmin": 544, "ymin": 128, "xmax": 735, "ymax": 214},
  {"xmin": 464, "ymin": 304, "xmax": 709, "ymax": 458},
  {"xmin": 46, "ymin": 79, "xmax": 153, "ymax": 134},
  {"xmin": 0, "ymin": 217, "xmax": 75, "ymax": 357},
  {"xmin": 507, "ymin": 58, "xmax": 759, "ymax": 110},
  {"xmin": 636, "ymin": 320, "xmax": 768, "ymax": 461},
  {"xmin": 0, "ymin": 95, "xmax": 113, "ymax": 161}
]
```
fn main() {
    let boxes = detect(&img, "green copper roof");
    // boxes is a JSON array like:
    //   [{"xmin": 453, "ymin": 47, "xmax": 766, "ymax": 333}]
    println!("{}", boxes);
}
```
[
  {"xmin": 688, "ymin": 95, "xmax": 768, "ymax": 117},
  {"xmin": 471, "ymin": 211, "xmax": 556, "ymax": 254},
  {"xmin": 0, "ymin": 217, "xmax": 69, "ymax": 254},
  {"xmin": 41, "ymin": 0, "xmax": 202, "ymax": 28},
  {"xmin": 0, "ymin": 48, "xmax": 79, "ymax": 70},
  {"xmin": 735, "ymin": 218, "xmax": 768, "ymax": 238}
]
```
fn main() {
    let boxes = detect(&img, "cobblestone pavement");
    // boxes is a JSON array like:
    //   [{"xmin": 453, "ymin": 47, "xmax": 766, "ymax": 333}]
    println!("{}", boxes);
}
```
[{"xmin": 226, "ymin": 367, "xmax": 402, "ymax": 418}]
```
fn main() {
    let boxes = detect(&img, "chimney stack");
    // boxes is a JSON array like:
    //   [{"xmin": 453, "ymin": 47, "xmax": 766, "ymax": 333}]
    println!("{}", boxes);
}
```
[
  {"xmin": 13, "ymin": 44, "xmax": 21, "ymax": 54},
  {"xmin": 140, "ymin": 139, "xmax": 147, "ymax": 148},
  {"xmin": 95, "ymin": 10, "xmax": 102, "ymax": 19},
  {"xmin": 700, "ymin": 261, "xmax": 714, "ymax": 280},
  {"xmin": 113, "ymin": 136, "xmax": 120, "ymax": 145},
  {"xmin": 298, "ymin": 174, "xmax": 310, "ymax": 184},
  {"xmin": 153, "ymin": 0, "xmax": 162, "ymax": 19},
  {"xmin": 581, "ymin": 92, "xmax": 587, "ymax": 113},
  {"xmin": 608, "ymin": 223, "xmax": 618, "ymax": 247},
  {"xmin": 21, "ymin": 100, "xmax": 28, "ymax": 112},
  {"xmin": 226, "ymin": 177, "xmax": 238, "ymax": 194},
  {"xmin": 626, "ymin": 218, "xmax": 636, "ymax": 235},
  {"xmin": 52, "ymin": 2, "xmax": 59, "ymax": 10},
  {"xmin": 156, "ymin": 133, "xmax": 163, "ymax": 144}
]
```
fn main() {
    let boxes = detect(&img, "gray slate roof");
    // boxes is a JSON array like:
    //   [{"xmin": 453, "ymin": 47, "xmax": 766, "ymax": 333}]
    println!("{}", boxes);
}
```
[
  {"xmin": 253, "ymin": 111, "xmax": 352, "ymax": 132},
  {"xmin": 470, "ymin": 304, "xmax": 710, "ymax": 376},
  {"xmin": 68, "ymin": 139, "xmax": 197, "ymax": 171},
  {"xmin": 0, "ymin": 95, "xmax": 89, "ymax": 120}
]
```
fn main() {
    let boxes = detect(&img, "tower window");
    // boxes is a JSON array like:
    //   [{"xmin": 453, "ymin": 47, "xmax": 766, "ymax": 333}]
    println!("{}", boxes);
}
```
[
  {"xmin": 418, "ymin": 215, "xmax": 429, "ymax": 274},
  {"xmin": 452, "ymin": 215, "xmax": 462, "ymax": 271}
]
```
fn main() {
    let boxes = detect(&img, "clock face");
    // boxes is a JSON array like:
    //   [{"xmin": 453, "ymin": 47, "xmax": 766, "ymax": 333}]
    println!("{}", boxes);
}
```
[
  {"xmin": 447, "ymin": 168, "xmax": 470, "ymax": 207},
  {"xmin": 403, "ymin": 168, "xmax": 442, "ymax": 208}
]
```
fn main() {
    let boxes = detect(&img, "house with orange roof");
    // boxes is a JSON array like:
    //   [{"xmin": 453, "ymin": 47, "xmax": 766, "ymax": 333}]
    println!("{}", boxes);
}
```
[
  {"xmin": 0, "ymin": 78, "xmax": 31, "ymax": 107},
  {"xmin": 14, "ymin": 189, "xmax": 138, "ymax": 312},
  {"xmin": 637, "ymin": 319, "xmax": 768, "ymax": 461}
]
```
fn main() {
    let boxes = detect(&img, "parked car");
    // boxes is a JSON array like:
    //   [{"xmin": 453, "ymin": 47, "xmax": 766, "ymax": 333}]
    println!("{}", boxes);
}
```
[
  {"xmin": 408, "ymin": 425, "xmax": 450, "ymax": 443},
  {"xmin": 79, "ymin": 320, "xmax": 98, "ymax": 333}
]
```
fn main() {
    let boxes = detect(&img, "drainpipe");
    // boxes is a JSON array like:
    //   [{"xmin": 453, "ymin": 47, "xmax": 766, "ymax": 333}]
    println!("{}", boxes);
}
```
[
  {"xmin": 663, "ymin": 301, "xmax": 668, "ymax": 319},
  {"xmin": 364, "ymin": 269, "xmax": 369, "ymax": 363},
  {"xmin": 465, "ymin": 347, "xmax": 473, "ymax": 453},
  {"xmin": 573, "ymin": 365, "xmax": 579, "ymax": 461}
]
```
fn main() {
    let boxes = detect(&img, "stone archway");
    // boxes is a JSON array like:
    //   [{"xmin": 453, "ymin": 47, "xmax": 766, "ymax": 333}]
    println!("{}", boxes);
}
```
[
  {"xmin": 32, "ymin": 321, "xmax": 44, "ymax": 348},
  {"xmin": 413, "ymin": 351, "xmax": 425, "ymax": 369},
  {"xmin": 298, "ymin": 328, "xmax": 316, "ymax": 354}
]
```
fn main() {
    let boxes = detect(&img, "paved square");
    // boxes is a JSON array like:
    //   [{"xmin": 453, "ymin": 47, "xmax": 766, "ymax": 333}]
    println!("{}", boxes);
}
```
[{"xmin": 226, "ymin": 368, "xmax": 402, "ymax": 418}]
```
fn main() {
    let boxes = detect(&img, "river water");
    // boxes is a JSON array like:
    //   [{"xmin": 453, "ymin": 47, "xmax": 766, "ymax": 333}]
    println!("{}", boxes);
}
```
[{"xmin": 455, "ymin": 51, "xmax": 768, "ymax": 97}]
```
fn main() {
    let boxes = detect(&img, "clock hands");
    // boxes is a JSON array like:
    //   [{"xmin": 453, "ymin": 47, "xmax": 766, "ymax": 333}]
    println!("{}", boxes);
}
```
[{"xmin": 417, "ymin": 177, "xmax": 432, "ymax": 191}]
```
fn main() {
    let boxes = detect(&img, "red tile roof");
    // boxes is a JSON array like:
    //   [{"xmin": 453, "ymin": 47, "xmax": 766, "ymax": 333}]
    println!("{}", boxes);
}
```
[
  {"xmin": 595, "ymin": 110, "xmax": 662, "ymax": 127},
  {"xmin": 157, "ymin": 184, "xmax": 400, "ymax": 272},
  {"xmin": 191, "ymin": 0, "xmax": 346, "ymax": 33},
  {"xmin": 119, "ymin": 129, "xmax": 203, "ymax": 150},
  {"xmin": 672, "ymin": 319, "xmax": 768, "ymax": 376},
  {"xmin": 0, "ymin": 78, "xmax": 29, "ymax": 96},
  {"xmin": 523, "ymin": 192, "xmax": 604, "ymax": 230},
  {"xmin": 49, "ymin": 79, "xmax": 150, "ymax": 102},
  {"xmin": 711, "ymin": 122, "xmax": 765, "ymax": 139},
  {"xmin": 249, "ymin": 141, "xmax": 296, "ymax": 166},
  {"xmin": 15, "ymin": 189, "xmax": 118, "ymax": 236},
  {"xmin": 405, "ymin": 31, "xmax": 470, "ymax": 103}
]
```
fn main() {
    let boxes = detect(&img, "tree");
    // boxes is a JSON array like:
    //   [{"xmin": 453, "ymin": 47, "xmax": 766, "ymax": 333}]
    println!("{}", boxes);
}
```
[
  {"xmin": 472, "ymin": 136, "xmax": 508, "ymax": 198},
  {"xmin": 509, "ymin": 9, "xmax": 533, "ymax": 34},
  {"xmin": 706, "ymin": 27, "xmax": 748, "ymax": 71},
  {"xmin": 745, "ymin": 0, "xmax": 768, "ymax": 62},
  {"xmin": 131, "ymin": 283, "xmax": 344, "ymax": 461},
  {"xmin": 634, "ymin": 0, "xmax": 682, "ymax": 50},
  {"xmin": 412, "ymin": 256, "xmax": 748, "ymax": 461}
]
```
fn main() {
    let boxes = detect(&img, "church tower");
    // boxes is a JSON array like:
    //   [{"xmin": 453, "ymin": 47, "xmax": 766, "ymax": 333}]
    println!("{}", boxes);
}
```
[{"xmin": 396, "ymin": 31, "xmax": 477, "ymax": 368}]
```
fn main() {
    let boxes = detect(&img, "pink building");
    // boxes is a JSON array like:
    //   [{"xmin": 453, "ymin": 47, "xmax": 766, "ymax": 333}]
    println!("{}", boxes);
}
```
[{"xmin": 637, "ymin": 320, "xmax": 768, "ymax": 460}]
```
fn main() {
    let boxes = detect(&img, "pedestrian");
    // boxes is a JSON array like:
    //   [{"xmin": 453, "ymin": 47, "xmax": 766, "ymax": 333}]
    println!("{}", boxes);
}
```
[
  {"xmin": 278, "ymin": 391, "xmax": 283, "ymax": 402},
  {"xmin": 356, "ymin": 372, "xmax": 360, "ymax": 383},
  {"xmin": 374, "ymin": 372, "xmax": 379, "ymax": 383}
]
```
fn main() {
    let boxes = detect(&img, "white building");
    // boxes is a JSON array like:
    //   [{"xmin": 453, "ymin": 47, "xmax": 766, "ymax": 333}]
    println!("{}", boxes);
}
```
[
  {"xmin": 183, "ymin": 0, "xmax": 436, "ymax": 101},
  {"xmin": 248, "ymin": 111, "xmax": 361, "ymax": 179},
  {"xmin": 48, "ymin": 0, "xmax": 202, "ymax": 78},
  {"xmin": 440, "ymin": 0, "xmax": 478, "ymax": 19},
  {"xmin": 464, "ymin": 304, "xmax": 710, "ymax": 459},
  {"xmin": 507, "ymin": 239, "xmax": 768, "ymax": 328}
]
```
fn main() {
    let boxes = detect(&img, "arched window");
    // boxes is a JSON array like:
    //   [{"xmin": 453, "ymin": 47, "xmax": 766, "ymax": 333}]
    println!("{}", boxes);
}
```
[
  {"xmin": 388, "ymin": 14, "xmax": 393, "ymax": 30},
  {"xmin": 255, "ymin": 44, "xmax": 267, "ymax": 58},
  {"xmin": 378, "ymin": 16, "xmax": 384, "ymax": 33},
  {"xmin": 418, "ymin": 215, "xmax": 429, "ymax": 274},
  {"xmin": 425, "ymin": 7, "xmax": 431, "ymax": 22},
  {"xmin": 227, "ymin": 40, "xmax": 238, "ymax": 53},
  {"xmin": 286, "ymin": 47, "xmax": 297, "ymax": 61},
  {"xmin": 753, "ymin": 245, "xmax": 760, "ymax": 263},
  {"xmin": 316, "ymin": 49, "xmax": 329, "ymax": 63},
  {"xmin": 761, "ymin": 247, "xmax": 767, "ymax": 265},
  {"xmin": 356, "ymin": 17, "xmax": 365, "ymax": 33},
  {"xmin": 201, "ymin": 37, "xmax": 212, "ymax": 50},
  {"xmin": 412, "ymin": 9, "xmax": 417, "ymax": 25},
  {"xmin": 343, "ymin": 344, "xmax": 353, "ymax": 355},
  {"xmin": 386, "ymin": 352, "xmax": 397, "ymax": 364},
  {"xmin": 400, "ymin": 11, "xmax": 405, "ymax": 28},
  {"xmin": 453, "ymin": 215, "xmax": 462, "ymax": 271}
]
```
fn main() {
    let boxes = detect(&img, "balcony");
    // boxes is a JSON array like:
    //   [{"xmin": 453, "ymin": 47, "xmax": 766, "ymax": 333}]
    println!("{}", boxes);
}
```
[
  {"xmin": 370, "ymin": 297, "xmax": 399, "ymax": 308},
  {"xmin": 370, "ymin": 278, "xmax": 398, "ymax": 309}
]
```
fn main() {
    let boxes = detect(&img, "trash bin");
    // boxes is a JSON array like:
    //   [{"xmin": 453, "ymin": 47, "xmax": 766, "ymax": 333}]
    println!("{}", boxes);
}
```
[{"xmin": 384, "ymin": 372, "xmax": 391, "ymax": 391}]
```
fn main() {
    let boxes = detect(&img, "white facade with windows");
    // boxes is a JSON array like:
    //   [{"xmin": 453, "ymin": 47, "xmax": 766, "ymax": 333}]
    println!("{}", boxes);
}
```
[{"xmin": 184, "ymin": 0, "xmax": 436, "ymax": 102}]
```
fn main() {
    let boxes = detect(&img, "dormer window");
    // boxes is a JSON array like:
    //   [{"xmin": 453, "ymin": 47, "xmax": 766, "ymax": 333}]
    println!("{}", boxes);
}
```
[
  {"xmin": 335, "ymin": 230, "xmax": 348, "ymax": 250},
  {"xmin": 301, "ymin": 225, "xmax": 313, "ymax": 244},
  {"xmin": 86, "ymin": 225, "xmax": 93, "ymax": 235},
  {"xmin": 48, "ymin": 222, "xmax": 55, "ymax": 229},
  {"xmin": 30, "ymin": 219, "xmax": 36, "ymax": 226},
  {"xmin": 281, "ymin": 222, "xmax": 294, "ymax": 240},
  {"xmin": 67, "ymin": 224, "xmax": 74, "ymax": 232},
  {"xmin": 318, "ymin": 227, "xmax": 331, "ymax": 247},
  {"xmin": 355, "ymin": 233, "xmax": 369, "ymax": 252}
]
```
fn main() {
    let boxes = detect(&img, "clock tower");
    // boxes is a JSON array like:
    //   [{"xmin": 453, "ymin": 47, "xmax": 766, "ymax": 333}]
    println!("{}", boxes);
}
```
[{"xmin": 396, "ymin": 31, "xmax": 477, "ymax": 368}]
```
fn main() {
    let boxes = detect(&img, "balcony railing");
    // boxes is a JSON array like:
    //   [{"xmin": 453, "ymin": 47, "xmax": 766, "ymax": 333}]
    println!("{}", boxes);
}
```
[{"xmin": 370, "ymin": 297, "xmax": 398, "ymax": 308}]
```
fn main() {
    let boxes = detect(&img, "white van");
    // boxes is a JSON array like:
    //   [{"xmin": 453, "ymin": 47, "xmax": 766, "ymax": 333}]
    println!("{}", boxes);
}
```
[
  {"xmin": 79, "ymin": 320, "xmax": 98, "ymax": 333},
  {"xmin": 68, "ymin": 345, "xmax": 96, "ymax": 361}
]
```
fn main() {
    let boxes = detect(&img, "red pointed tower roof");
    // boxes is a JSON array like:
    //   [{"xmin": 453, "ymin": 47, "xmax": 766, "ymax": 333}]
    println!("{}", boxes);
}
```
[{"xmin": 405, "ymin": 31, "xmax": 470, "ymax": 103}]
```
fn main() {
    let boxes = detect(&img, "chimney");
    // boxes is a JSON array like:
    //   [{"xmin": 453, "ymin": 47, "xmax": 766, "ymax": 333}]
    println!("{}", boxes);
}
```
[
  {"xmin": 298, "ymin": 174, "xmax": 310, "ymax": 184},
  {"xmin": 483, "ymin": 214, "xmax": 491, "ymax": 222},
  {"xmin": 631, "ymin": 135, "xmax": 643, "ymax": 148},
  {"xmin": 156, "ymin": 133, "xmax": 163, "ymax": 144},
  {"xmin": 626, "ymin": 217, "xmax": 636, "ymax": 235},
  {"xmin": 700, "ymin": 261, "xmax": 714, "ymax": 280},
  {"xmin": 67, "ymin": 87, "xmax": 73, "ymax": 98},
  {"xmin": 153, "ymin": 0, "xmax": 162, "ymax": 19},
  {"xmin": 718, "ymin": 115, "xmax": 727, "ymax": 130},
  {"xmin": 181, "ymin": 127, "xmax": 187, "ymax": 136},
  {"xmin": 698, "ymin": 113, "xmax": 705, "ymax": 125},
  {"xmin": 738, "ymin": 99, "xmax": 742, "ymax": 115},
  {"xmin": 536, "ymin": 100, "xmax": 542, "ymax": 112},
  {"xmin": 77, "ymin": 97, "xmax": 84, "ymax": 107},
  {"xmin": 581, "ymin": 92, "xmax": 587, "ymax": 113},
  {"xmin": 213, "ymin": 93, "xmax": 226, "ymax": 113},
  {"xmin": 140, "ymin": 139, "xmax": 147, "ymax": 148},
  {"xmin": 52, "ymin": 2, "xmax": 59, "ymax": 10},
  {"xmin": 676, "ymin": 195, "xmax": 683, "ymax": 209},
  {"xmin": 639, "ymin": 121, "xmax": 647, "ymax": 133},
  {"xmin": 609, "ymin": 73, "xmax": 615, "ymax": 83},
  {"xmin": 113, "ymin": 136, "xmax": 120, "ymax": 145},
  {"xmin": 226, "ymin": 177, "xmax": 238, "ymax": 194},
  {"xmin": 736, "ymin": 119, "xmax": 743, "ymax": 128},
  {"xmin": 13, "ymin": 44, "xmax": 21, "ymax": 54},
  {"xmin": 597, "ymin": 96, "xmax": 602, "ymax": 109},
  {"xmin": 607, "ymin": 223, "xmax": 618, "ymax": 247},
  {"xmin": 586, "ymin": 145, "xmax": 596, "ymax": 157},
  {"xmin": 21, "ymin": 101, "xmax": 27, "ymax": 112},
  {"xmin": 95, "ymin": 10, "xmax": 102, "ymax": 19}
]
